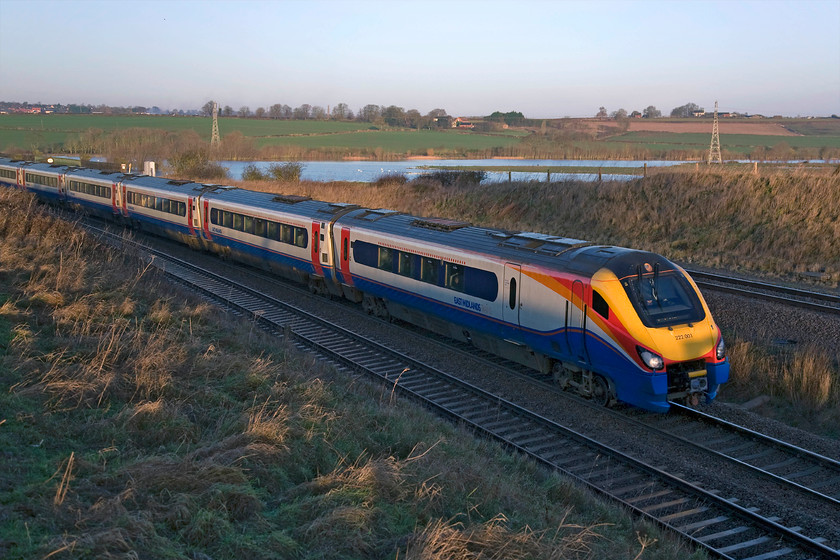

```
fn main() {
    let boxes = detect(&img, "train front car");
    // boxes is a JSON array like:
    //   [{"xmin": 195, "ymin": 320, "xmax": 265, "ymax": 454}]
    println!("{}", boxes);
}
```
[{"xmin": 586, "ymin": 250, "xmax": 729, "ymax": 412}]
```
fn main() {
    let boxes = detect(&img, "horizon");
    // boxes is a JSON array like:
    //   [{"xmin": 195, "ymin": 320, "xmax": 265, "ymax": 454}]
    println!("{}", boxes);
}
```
[{"xmin": 1, "ymin": 0, "xmax": 838, "ymax": 119}]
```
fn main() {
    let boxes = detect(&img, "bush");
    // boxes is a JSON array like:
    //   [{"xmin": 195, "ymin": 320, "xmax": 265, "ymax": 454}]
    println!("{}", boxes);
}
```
[
  {"xmin": 242, "ymin": 163, "xmax": 267, "ymax": 181},
  {"xmin": 373, "ymin": 173, "xmax": 408, "ymax": 186},
  {"xmin": 168, "ymin": 150, "xmax": 229, "ymax": 181},
  {"xmin": 415, "ymin": 170, "xmax": 486, "ymax": 186},
  {"xmin": 267, "ymin": 162, "xmax": 303, "ymax": 182}
]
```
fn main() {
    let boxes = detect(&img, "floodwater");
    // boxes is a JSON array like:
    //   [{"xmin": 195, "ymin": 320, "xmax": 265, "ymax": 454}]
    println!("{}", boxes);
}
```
[{"xmin": 220, "ymin": 159, "xmax": 685, "ymax": 183}]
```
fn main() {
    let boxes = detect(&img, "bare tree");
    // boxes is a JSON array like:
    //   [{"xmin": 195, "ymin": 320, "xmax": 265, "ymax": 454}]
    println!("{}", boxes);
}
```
[
  {"xmin": 331, "ymin": 102, "xmax": 350, "ymax": 120},
  {"xmin": 254, "ymin": 107, "xmax": 266, "ymax": 118},
  {"xmin": 643, "ymin": 105, "xmax": 662, "ymax": 118},
  {"xmin": 293, "ymin": 104, "xmax": 312, "ymax": 119},
  {"xmin": 238, "ymin": 106, "xmax": 251, "ymax": 118},
  {"xmin": 201, "ymin": 100, "xmax": 215, "ymax": 117}
]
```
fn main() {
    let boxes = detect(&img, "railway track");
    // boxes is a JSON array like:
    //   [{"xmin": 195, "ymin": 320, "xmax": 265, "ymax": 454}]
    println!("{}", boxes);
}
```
[
  {"xmin": 686, "ymin": 268, "xmax": 840, "ymax": 315},
  {"xmin": 84, "ymin": 224, "xmax": 839, "ymax": 559}
]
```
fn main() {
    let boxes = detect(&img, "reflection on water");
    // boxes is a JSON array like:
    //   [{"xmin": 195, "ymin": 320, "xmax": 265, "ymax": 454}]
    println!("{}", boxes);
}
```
[{"xmin": 220, "ymin": 159, "xmax": 684, "ymax": 183}]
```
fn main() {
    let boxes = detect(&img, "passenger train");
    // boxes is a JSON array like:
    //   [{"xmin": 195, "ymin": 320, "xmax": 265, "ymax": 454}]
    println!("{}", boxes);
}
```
[{"xmin": 0, "ymin": 157, "xmax": 729, "ymax": 412}]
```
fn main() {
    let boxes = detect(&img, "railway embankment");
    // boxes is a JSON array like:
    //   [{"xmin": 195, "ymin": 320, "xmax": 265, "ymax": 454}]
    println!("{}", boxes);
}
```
[{"xmin": 0, "ymin": 189, "xmax": 697, "ymax": 560}]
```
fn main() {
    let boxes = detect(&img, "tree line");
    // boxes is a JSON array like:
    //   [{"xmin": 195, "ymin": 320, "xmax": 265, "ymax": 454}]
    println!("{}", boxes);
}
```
[{"xmin": 201, "ymin": 100, "xmax": 454, "ymax": 128}]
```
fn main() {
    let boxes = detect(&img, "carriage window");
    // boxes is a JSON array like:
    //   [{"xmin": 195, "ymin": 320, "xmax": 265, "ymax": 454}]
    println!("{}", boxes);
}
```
[
  {"xmin": 378, "ymin": 247, "xmax": 394, "ymax": 271},
  {"xmin": 254, "ymin": 218, "xmax": 266, "ymax": 238},
  {"xmin": 420, "ymin": 258, "xmax": 440, "ymax": 284},
  {"xmin": 267, "ymin": 221, "xmax": 278, "ymax": 240},
  {"xmin": 294, "ymin": 227, "xmax": 307, "ymax": 248},
  {"xmin": 233, "ymin": 213, "xmax": 244, "ymax": 231},
  {"xmin": 445, "ymin": 263, "xmax": 464, "ymax": 292},
  {"xmin": 397, "ymin": 251, "xmax": 413, "ymax": 277},
  {"xmin": 243, "ymin": 215, "xmax": 254, "ymax": 234}
]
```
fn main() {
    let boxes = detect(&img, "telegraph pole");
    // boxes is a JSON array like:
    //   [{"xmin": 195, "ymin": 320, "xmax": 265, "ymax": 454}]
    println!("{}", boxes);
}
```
[
  {"xmin": 708, "ymin": 100, "xmax": 721, "ymax": 164},
  {"xmin": 211, "ymin": 102, "xmax": 221, "ymax": 147}
]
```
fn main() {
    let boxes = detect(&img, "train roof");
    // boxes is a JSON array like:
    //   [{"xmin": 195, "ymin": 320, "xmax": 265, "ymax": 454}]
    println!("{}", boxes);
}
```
[
  {"xmin": 337, "ymin": 208, "xmax": 674, "ymax": 278},
  {"xmin": 202, "ymin": 187, "xmax": 360, "ymax": 220}
]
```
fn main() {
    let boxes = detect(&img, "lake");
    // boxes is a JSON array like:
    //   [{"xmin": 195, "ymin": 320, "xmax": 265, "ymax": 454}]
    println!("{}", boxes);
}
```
[{"xmin": 220, "ymin": 159, "xmax": 685, "ymax": 183}]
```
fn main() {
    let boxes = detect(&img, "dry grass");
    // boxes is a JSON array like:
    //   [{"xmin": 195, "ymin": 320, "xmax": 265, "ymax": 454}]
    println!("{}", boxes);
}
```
[{"xmin": 728, "ymin": 341, "xmax": 838, "ymax": 410}]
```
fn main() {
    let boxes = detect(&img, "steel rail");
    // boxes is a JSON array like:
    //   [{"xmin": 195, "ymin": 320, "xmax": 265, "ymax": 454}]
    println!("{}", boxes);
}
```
[{"xmin": 686, "ymin": 269, "xmax": 840, "ymax": 314}]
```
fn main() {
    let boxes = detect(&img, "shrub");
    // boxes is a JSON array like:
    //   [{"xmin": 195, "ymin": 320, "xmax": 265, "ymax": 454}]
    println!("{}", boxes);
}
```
[
  {"xmin": 242, "ymin": 163, "xmax": 267, "ymax": 181},
  {"xmin": 267, "ymin": 162, "xmax": 303, "ymax": 182},
  {"xmin": 415, "ymin": 170, "xmax": 486, "ymax": 186},
  {"xmin": 373, "ymin": 173, "xmax": 408, "ymax": 186}
]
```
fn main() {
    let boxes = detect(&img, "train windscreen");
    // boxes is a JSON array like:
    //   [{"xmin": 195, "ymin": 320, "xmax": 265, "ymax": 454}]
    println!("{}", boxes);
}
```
[{"xmin": 621, "ymin": 267, "xmax": 705, "ymax": 328}]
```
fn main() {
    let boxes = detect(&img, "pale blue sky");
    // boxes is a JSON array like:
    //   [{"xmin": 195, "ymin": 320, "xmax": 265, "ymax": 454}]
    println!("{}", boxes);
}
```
[{"xmin": 1, "ymin": 0, "xmax": 838, "ymax": 117}]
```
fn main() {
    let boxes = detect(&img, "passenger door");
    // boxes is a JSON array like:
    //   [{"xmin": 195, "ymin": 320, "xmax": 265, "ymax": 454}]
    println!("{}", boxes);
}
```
[{"xmin": 570, "ymin": 280, "xmax": 589, "ymax": 365}]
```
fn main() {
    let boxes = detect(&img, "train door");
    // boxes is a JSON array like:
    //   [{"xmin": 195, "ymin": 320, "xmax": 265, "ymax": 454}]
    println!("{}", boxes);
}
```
[
  {"xmin": 120, "ymin": 184, "xmax": 128, "ymax": 217},
  {"xmin": 570, "ymin": 280, "xmax": 589, "ymax": 365},
  {"xmin": 111, "ymin": 182, "xmax": 118, "ymax": 215},
  {"xmin": 187, "ymin": 197, "xmax": 198, "ymax": 236},
  {"xmin": 337, "ymin": 226, "xmax": 353, "ymax": 285},
  {"xmin": 503, "ymin": 263, "xmax": 521, "ymax": 326},
  {"xmin": 311, "ymin": 221, "xmax": 324, "ymax": 276}
]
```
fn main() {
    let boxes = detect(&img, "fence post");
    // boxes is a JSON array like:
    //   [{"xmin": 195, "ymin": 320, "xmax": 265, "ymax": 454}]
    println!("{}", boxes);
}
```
[
  {"xmin": 644, "ymin": 163, "xmax": 647, "ymax": 177},
  {"xmin": 547, "ymin": 169, "xmax": 551, "ymax": 182}
]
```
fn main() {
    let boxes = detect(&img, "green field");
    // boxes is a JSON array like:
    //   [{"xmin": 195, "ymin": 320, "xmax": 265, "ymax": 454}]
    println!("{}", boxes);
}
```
[
  {"xmin": 0, "ymin": 114, "xmax": 525, "ymax": 154},
  {"xmin": 2, "ymin": 113, "xmax": 838, "ymax": 160}
]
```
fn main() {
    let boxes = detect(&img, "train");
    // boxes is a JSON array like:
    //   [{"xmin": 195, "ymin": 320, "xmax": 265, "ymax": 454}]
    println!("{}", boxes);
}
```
[{"xmin": 0, "ymin": 157, "xmax": 729, "ymax": 413}]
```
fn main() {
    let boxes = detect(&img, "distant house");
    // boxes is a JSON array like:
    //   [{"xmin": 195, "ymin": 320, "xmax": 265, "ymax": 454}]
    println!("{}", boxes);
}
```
[
  {"xmin": 692, "ymin": 110, "xmax": 706, "ymax": 117},
  {"xmin": 452, "ymin": 117, "xmax": 475, "ymax": 129},
  {"xmin": 720, "ymin": 112, "xmax": 736, "ymax": 118}
]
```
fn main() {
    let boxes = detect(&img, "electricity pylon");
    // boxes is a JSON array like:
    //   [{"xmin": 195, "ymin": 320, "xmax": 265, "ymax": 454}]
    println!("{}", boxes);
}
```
[
  {"xmin": 708, "ymin": 100, "xmax": 721, "ymax": 164},
  {"xmin": 211, "ymin": 102, "xmax": 221, "ymax": 147}
]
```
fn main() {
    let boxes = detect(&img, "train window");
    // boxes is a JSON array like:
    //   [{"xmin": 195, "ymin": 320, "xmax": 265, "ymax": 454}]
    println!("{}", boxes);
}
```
[
  {"xmin": 445, "ymin": 263, "xmax": 465, "ymax": 292},
  {"xmin": 222, "ymin": 211, "xmax": 233, "ymax": 228},
  {"xmin": 421, "ymin": 258, "xmax": 440, "ymax": 284},
  {"xmin": 509, "ymin": 277, "xmax": 517, "ymax": 310},
  {"xmin": 378, "ymin": 247, "xmax": 394, "ymax": 271},
  {"xmin": 343, "ymin": 237, "xmax": 348, "ymax": 261},
  {"xmin": 210, "ymin": 208, "xmax": 219, "ymax": 224},
  {"xmin": 155, "ymin": 197, "xmax": 164, "ymax": 211},
  {"xmin": 162, "ymin": 199, "xmax": 171, "ymax": 214},
  {"xmin": 267, "ymin": 221, "xmax": 278, "ymax": 240},
  {"xmin": 254, "ymin": 218, "xmax": 266, "ymax": 238},
  {"xmin": 243, "ymin": 215, "xmax": 255, "ymax": 235},
  {"xmin": 233, "ymin": 213, "xmax": 244, "ymax": 231},
  {"xmin": 623, "ymin": 271, "xmax": 705, "ymax": 328},
  {"xmin": 294, "ymin": 227, "xmax": 308, "ymax": 248},
  {"xmin": 178, "ymin": 202, "xmax": 186, "ymax": 217},
  {"xmin": 463, "ymin": 268, "xmax": 498, "ymax": 301},
  {"xmin": 593, "ymin": 290, "xmax": 610, "ymax": 319},
  {"xmin": 0, "ymin": 169, "xmax": 15, "ymax": 180},
  {"xmin": 397, "ymin": 251, "xmax": 414, "ymax": 277}
]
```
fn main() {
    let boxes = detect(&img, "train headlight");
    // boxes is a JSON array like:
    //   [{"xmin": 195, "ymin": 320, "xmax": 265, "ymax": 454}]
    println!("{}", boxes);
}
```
[
  {"xmin": 716, "ymin": 337, "xmax": 726, "ymax": 360},
  {"xmin": 637, "ymin": 346, "xmax": 664, "ymax": 370}
]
